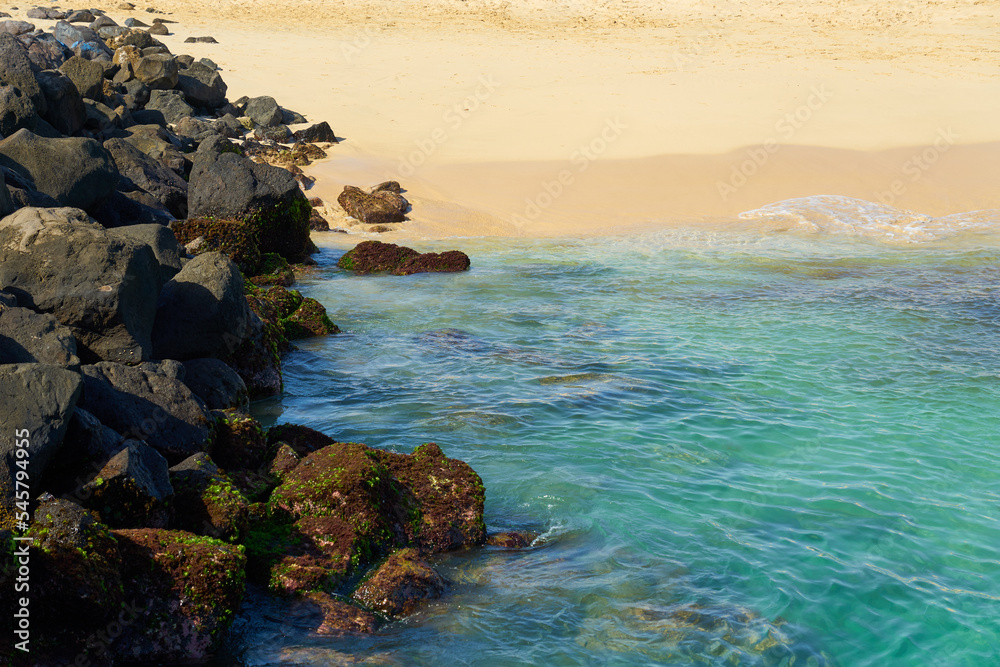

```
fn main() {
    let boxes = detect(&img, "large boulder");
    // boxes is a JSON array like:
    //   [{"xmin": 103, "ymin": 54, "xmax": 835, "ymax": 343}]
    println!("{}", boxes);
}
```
[
  {"xmin": 181, "ymin": 358, "xmax": 249, "ymax": 411},
  {"xmin": 0, "ymin": 33, "xmax": 46, "ymax": 115},
  {"xmin": 0, "ymin": 364, "xmax": 83, "ymax": 529},
  {"xmin": 0, "ymin": 305, "xmax": 80, "ymax": 368},
  {"xmin": 176, "ymin": 61, "xmax": 227, "ymax": 109},
  {"xmin": 104, "ymin": 137, "xmax": 188, "ymax": 218},
  {"xmin": 80, "ymin": 439, "xmax": 173, "ymax": 527},
  {"xmin": 58, "ymin": 55, "xmax": 104, "ymax": 100},
  {"xmin": 151, "ymin": 252, "xmax": 258, "ymax": 362},
  {"xmin": 0, "ymin": 207, "xmax": 160, "ymax": 362},
  {"xmin": 144, "ymin": 88, "xmax": 193, "ymax": 124},
  {"xmin": 188, "ymin": 151, "xmax": 314, "ymax": 262},
  {"xmin": 337, "ymin": 185, "xmax": 408, "ymax": 225},
  {"xmin": 111, "ymin": 529, "xmax": 246, "ymax": 661},
  {"xmin": 133, "ymin": 53, "xmax": 178, "ymax": 90},
  {"xmin": 170, "ymin": 217, "xmax": 262, "ymax": 274},
  {"xmin": 0, "ymin": 85, "xmax": 37, "ymax": 135},
  {"xmin": 244, "ymin": 95, "xmax": 282, "ymax": 127},
  {"xmin": 106, "ymin": 223, "xmax": 184, "ymax": 285},
  {"xmin": 0, "ymin": 130, "xmax": 119, "ymax": 212},
  {"xmin": 79, "ymin": 360, "xmax": 213, "ymax": 464},
  {"xmin": 35, "ymin": 69, "xmax": 86, "ymax": 135}
]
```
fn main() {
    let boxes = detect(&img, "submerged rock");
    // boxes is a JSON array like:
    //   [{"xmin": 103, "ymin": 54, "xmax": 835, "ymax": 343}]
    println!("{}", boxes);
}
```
[{"xmin": 352, "ymin": 547, "xmax": 447, "ymax": 616}]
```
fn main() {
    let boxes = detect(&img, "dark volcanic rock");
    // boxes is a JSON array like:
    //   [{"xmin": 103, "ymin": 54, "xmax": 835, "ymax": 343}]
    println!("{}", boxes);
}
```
[
  {"xmin": 40, "ymin": 406, "xmax": 126, "ymax": 497},
  {"xmin": 293, "ymin": 121, "xmax": 337, "ymax": 143},
  {"xmin": 67, "ymin": 9, "xmax": 96, "ymax": 23},
  {"xmin": 337, "ymin": 185, "xmax": 408, "ymax": 225},
  {"xmin": 168, "ymin": 452, "xmax": 249, "ymax": 542},
  {"xmin": 79, "ymin": 360, "xmax": 213, "ymax": 463},
  {"xmin": 80, "ymin": 439, "xmax": 173, "ymax": 528},
  {"xmin": 0, "ymin": 305, "xmax": 80, "ymax": 368},
  {"xmin": 148, "ymin": 22, "xmax": 168, "ymax": 35},
  {"xmin": 185, "ymin": 36, "xmax": 219, "ymax": 44},
  {"xmin": 0, "ymin": 207, "xmax": 160, "ymax": 363},
  {"xmin": 0, "ymin": 130, "xmax": 119, "ymax": 212},
  {"xmin": 0, "ymin": 32, "xmax": 46, "ymax": 115},
  {"xmin": 35, "ymin": 70, "xmax": 86, "ymax": 135},
  {"xmin": 338, "ymin": 240, "xmax": 470, "ymax": 276},
  {"xmin": 151, "ymin": 251, "xmax": 261, "ymax": 362},
  {"xmin": 145, "ymin": 88, "xmax": 194, "ymax": 124},
  {"xmin": 245, "ymin": 95, "xmax": 282, "ymax": 127},
  {"xmin": 104, "ymin": 137, "xmax": 188, "ymax": 218},
  {"xmin": 27, "ymin": 8, "xmax": 68, "ymax": 20},
  {"xmin": 133, "ymin": 53, "xmax": 178, "ymax": 90},
  {"xmin": 106, "ymin": 223, "xmax": 184, "ymax": 285},
  {"xmin": 181, "ymin": 358, "xmax": 249, "ymax": 411},
  {"xmin": 112, "ymin": 528, "xmax": 246, "ymax": 661},
  {"xmin": 59, "ymin": 55, "xmax": 105, "ymax": 100},
  {"xmin": 210, "ymin": 411, "xmax": 268, "ymax": 471},
  {"xmin": 0, "ymin": 365, "xmax": 82, "ymax": 529},
  {"xmin": 0, "ymin": 84, "xmax": 36, "ymax": 137},
  {"xmin": 352, "ymin": 548, "xmax": 447, "ymax": 616},
  {"xmin": 188, "ymin": 150, "xmax": 314, "ymax": 262}
]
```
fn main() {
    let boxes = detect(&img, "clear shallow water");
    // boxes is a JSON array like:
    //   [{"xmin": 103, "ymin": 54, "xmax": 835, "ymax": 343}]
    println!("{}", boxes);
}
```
[{"xmin": 237, "ymin": 216, "xmax": 1000, "ymax": 666}]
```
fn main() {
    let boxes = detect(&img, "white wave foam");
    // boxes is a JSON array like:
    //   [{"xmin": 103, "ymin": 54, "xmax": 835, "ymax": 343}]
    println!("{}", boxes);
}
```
[{"xmin": 738, "ymin": 195, "xmax": 1000, "ymax": 243}]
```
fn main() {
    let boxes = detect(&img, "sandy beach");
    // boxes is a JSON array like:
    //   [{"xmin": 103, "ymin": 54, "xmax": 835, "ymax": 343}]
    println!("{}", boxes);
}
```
[{"xmin": 10, "ymin": 0, "xmax": 1000, "ymax": 236}]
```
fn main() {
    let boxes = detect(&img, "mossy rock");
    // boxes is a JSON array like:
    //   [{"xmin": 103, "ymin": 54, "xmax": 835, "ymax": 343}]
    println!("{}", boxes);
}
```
[
  {"xmin": 352, "ymin": 547, "xmax": 446, "ymax": 617},
  {"xmin": 249, "ymin": 252, "xmax": 295, "ymax": 287},
  {"xmin": 171, "ymin": 218, "xmax": 262, "ymax": 275},
  {"xmin": 112, "ymin": 528, "xmax": 246, "ymax": 661},
  {"xmin": 281, "ymin": 297, "xmax": 340, "ymax": 340},
  {"xmin": 375, "ymin": 442, "xmax": 486, "ymax": 552},
  {"xmin": 23, "ymin": 497, "xmax": 124, "ymax": 661},
  {"xmin": 210, "ymin": 410, "xmax": 269, "ymax": 471},
  {"xmin": 169, "ymin": 453, "xmax": 250, "ymax": 543},
  {"xmin": 337, "ymin": 240, "xmax": 470, "ymax": 275},
  {"xmin": 242, "ymin": 196, "xmax": 315, "ymax": 264}
]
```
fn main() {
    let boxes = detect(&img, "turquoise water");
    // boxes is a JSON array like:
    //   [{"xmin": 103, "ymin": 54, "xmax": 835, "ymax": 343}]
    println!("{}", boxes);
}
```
[{"xmin": 238, "ymin": 219, "xmax": 1000, "ymax": 666}]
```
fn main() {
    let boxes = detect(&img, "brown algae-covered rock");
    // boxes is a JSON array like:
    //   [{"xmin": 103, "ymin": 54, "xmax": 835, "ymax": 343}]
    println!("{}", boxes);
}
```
[
  {"xmin": 375, "ymin": 442, "xmax": 487, "ymax": 552},
  {"xmin": 338, "ymin": 240, "xmax": 470, "ymax": 276},
  {"xmin": 352, "ymin": 547, "xmax": 447, "ymax": 616},
  {"xmin": 112, "ymin": 528, "xmax": 246, "ymax": 661}
]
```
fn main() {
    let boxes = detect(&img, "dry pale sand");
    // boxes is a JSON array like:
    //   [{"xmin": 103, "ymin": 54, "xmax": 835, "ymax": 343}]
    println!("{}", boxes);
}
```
[{"xmin": 14, "ymin": 0, "xmax": 1000, "ymax": 237}]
